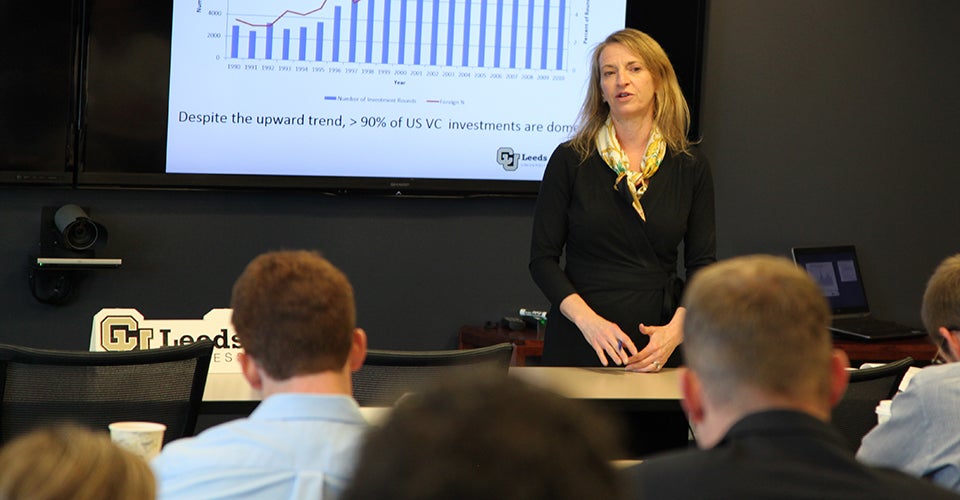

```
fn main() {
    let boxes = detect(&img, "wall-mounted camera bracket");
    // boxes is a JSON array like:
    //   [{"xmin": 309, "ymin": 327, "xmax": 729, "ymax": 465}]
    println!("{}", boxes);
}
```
[{"xmin": 29, "ymin": 205, "xmax": 122, "ymax": 305}]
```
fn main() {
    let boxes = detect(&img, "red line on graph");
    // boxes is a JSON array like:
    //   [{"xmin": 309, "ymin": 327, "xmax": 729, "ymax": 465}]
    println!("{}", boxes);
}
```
[{"xmin": 235, "ymin": 0, "xmax": 362, "ymax": 28}]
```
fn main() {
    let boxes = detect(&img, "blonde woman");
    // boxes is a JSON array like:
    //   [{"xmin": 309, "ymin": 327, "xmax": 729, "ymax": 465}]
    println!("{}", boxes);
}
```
[
  {"xmin": 0, "ymin": 425, "xmax": 156, "ymax": 500},
  {"xmin": 529, "ymin": 28, "xmax": 716, "ymax": 370}
]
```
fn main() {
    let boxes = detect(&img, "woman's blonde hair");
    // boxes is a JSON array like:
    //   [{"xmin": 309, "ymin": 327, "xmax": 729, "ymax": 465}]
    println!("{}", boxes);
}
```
[
  {"xmin": 570, "ymin": 29, "xmax": 693, "ymax": 161},
  {"xmin": 0, "ymin": 425, "xmax": 156, "ymax": 500}
]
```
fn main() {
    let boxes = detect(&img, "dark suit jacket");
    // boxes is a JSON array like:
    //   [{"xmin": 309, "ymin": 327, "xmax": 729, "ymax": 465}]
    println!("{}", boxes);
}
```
[{"xmin": 626, "ymin": 410, "xmax": 959, "ymax": 499}]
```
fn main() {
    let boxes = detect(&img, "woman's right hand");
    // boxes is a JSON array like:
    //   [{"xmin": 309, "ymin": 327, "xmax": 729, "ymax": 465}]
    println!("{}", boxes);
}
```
[{"xmin": 560, "ymin": 294, "xmax": 638, "ymax": 366}]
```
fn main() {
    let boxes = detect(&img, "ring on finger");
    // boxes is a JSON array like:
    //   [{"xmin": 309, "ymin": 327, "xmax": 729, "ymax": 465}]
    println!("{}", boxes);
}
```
[{"xmin": 653, "ymin": 360, "xmax": 661, "ymax": 370}]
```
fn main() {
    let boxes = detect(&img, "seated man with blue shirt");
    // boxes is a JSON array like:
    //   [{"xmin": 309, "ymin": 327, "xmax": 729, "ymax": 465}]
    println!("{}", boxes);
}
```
[
  {"xmin": 152, "ymin": 250, "xmax": 369, "ymax": 499},
  {"xmin": 858, "ymin": 253, "xmax": 960, "ymax": 492},
  {"xmin": 626, "ymin": 255, "xmax": 957, "ymax": 499}
]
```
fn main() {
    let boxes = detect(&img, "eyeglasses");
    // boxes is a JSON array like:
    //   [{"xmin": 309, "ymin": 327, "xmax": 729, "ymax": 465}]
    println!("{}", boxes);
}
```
[{"xmin": 932, "ymin": 326, "xmax": 960, "ymax": 365}]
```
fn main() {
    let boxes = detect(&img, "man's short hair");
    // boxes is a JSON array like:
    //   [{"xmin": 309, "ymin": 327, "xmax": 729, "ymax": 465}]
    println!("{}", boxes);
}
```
[
  {"xmin": 682, "ymin": 255, "xmax": 833, "ymax": 404},
  {"xmin": 230, "ymin": 250, "xmax": 355, "ymax": 380},
  {"xmin": 921, "ymin": 253, "xmax": 960, "ymax": 337},
  {"xmin": 343, "ymin": 376, "xmax": 625, "ymax": 500}
]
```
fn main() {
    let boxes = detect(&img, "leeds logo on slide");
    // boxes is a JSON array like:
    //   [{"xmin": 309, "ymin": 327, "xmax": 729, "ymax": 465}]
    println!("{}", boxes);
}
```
[{"xmin": 496, "ymin": 147, "xmax": 517, "ymax": 171}]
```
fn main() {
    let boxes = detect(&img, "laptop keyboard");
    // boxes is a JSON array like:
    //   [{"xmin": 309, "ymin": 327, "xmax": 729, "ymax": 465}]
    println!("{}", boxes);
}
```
[
  {"xmin": 830, "ymin": 317, "xmax": 926, "ymax": 340},
  {"xmin": 834, "ymin": 318, "xmax": 901, "ymax": 333}
]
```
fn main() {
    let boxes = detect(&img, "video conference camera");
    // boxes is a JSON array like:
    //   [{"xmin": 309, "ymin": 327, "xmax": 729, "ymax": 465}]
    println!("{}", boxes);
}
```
[
  {"xmin": 30, "ymin": 204, "xmax": 121, "ymax": 305},
  {"xmin": 53, "ymin": 204, "xmax": 105, "ymax": 251}
]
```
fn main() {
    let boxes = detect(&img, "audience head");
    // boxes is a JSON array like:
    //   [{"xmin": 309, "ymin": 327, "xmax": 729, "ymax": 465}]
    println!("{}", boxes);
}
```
[
  {"xmin": 230, "ymin": 250, "xmax": 364, "ymax": 382},
  {"xmin": 343, "ymin": 375, "xmax": 626, "ymax": 500},
  {"xmin": 680, "ymin": 255, "xmax": 849, "ymax": 446},
  {"xmin": 0, "ymin": 425, "xmax": 156, "ymax": 500},
  {"xmin": 573, "ymin": 28, "xmax": 691, "ymax": 157},
  {"xmin": 921, "ymin": 253, "xmax": 960, "ymax": 362}
]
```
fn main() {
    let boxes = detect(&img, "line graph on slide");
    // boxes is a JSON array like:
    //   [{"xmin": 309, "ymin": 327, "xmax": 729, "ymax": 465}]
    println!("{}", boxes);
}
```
[
  {"xmin": 225, "ymin": 0, "xmax": 572, "ymax": 70},
  {"xmin": 233, "ymin": 0, "xmax": 358, "ymax": 28},
  {"xmin": 168, "ymin": 0, "xmax": 624, "ymax": 181}
]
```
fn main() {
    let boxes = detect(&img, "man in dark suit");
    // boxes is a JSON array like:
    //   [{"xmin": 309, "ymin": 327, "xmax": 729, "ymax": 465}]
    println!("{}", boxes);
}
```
[{"xmin": 626, "ymin": 255, "xmax": 958, "ymax": 499}]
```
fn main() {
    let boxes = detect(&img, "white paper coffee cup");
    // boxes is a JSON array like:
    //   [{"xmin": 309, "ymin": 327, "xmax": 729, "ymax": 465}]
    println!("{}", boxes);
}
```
[
  {"xmin": 875, "ymin": 399, "xmax": 892, "ymax": 425},
  {"xmin": 109, "ymin": 421, "xmax": 166, "ymax": 460}
]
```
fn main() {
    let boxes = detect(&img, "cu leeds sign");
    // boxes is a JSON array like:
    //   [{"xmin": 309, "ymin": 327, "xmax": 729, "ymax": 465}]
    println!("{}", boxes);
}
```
[{"xmin": 89, "ymin": 308, "xmax": 242, "ymax": 374}]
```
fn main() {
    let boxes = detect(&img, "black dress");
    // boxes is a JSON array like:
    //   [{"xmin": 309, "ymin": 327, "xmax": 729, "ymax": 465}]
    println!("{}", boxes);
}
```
[{"xmin": 529, "ymin": 143, "xmax": 716, "ymax": 366}]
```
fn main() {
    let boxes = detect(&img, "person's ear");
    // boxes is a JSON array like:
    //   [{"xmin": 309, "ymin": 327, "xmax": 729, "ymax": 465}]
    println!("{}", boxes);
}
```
[
  {"xmin": 938, "ymin": 327, "xmax": 960, "ymax": 362},
  {"xmin": 348, "ymin": 328, "xmax": 368, "ymax": 372},
  {"xmin": 828, "ymin": 349, "xmax": 851, "ymax": 407},
  {"xmin": 680, "ymin": 368, "xmax": 705, "ymax": 425},
  {"xmin": 238, "ymin": 351, "xmax": 263, "ymax": 390}
]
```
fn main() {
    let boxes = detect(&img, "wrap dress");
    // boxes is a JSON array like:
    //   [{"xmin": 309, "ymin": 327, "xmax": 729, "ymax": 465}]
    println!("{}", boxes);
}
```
[{"xmin": 529, "ymin": 143, "xmax": 716, "ymax": 366}]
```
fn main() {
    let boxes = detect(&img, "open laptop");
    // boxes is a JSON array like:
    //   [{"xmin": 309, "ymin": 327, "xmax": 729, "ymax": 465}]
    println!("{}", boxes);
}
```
[{"xmin": 790, "ymin": 245, "xmax": 926, "ymax": 340}]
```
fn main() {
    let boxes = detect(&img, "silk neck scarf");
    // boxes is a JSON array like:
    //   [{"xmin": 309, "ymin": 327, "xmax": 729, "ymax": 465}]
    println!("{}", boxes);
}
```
[{"xmin": 597, "ymin": 117, "xmax": 666, "ymax": 221}]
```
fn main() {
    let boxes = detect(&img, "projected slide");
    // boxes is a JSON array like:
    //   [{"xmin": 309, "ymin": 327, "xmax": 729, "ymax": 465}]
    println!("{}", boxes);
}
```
[{"xmin": 166, "ymin": 0, "xmax": 626, "ymax": 181}]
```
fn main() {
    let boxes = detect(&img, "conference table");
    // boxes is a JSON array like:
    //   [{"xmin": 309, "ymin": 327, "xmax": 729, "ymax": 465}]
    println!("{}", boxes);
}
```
[
  {"xmin": 459, "ymin": 324, "xmax": 938, "ymax": 366},
  {"xmin": 510, "ymin": 366, "xmax": 682, "ymax": 410},
  {"xmin": 202, "ymin": 366, "xmax": 682, "ymax": 404},
  {"xmin": 200, "ymin": 366, "xmax": 687, "ymax": 457}
]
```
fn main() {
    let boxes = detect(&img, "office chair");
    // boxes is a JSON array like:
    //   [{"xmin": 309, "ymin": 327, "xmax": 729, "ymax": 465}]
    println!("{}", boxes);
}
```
[
  {"xmin": 352, "ymin": 342, "xmax": 514, "ymax": 407},
  {"xmin": 831, "ymin": 356, "xmax": 914, "ymax": 451},
  {"xmin": 0, "ymin": 340, "xmax": 213, "ymax": 446}
]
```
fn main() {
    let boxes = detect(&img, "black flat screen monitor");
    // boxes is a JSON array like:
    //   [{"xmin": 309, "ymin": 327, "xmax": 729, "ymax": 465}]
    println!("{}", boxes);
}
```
[
  {"xmin": 0, "ymin": 2, "xmax": 78, "ymax": 186},
  {"xmin": 78, "ymin": 0, "xmax": 706, "ymax": 194}
]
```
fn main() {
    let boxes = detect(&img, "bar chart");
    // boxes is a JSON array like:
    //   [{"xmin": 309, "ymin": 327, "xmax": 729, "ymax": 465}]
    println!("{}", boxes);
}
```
[
  {"xmin": 166, "ymin": 0, "xmax": 624, "ymax": 181},
  {"xmin": 226, "ymin": 0, "xmax": 570, "ymax": 70}
]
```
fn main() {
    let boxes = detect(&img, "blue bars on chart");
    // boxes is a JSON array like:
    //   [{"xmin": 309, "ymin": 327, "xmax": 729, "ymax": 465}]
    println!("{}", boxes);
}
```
[
  {"xmin": 227, "ymin": 0, "xmax": 569, "ymax": 70},
  {"xmin": 316, "ymin": 23, "xmax": 323, "ymax": 60},
  {"xmin": 349, "ymin": 1, "xmax": 358, "ymax": 62}
]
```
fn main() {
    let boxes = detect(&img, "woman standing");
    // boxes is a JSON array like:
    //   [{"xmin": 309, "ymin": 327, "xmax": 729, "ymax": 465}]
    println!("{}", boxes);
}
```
[{"xmin": 529, "ymin": 28, "xmax": 716, "ymax": 370}]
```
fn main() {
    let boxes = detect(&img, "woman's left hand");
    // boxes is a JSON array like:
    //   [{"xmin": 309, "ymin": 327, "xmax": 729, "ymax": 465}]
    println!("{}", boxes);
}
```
[{"xmin": 625, "ymin": 307, "xmax": 685, "ymax": 372}]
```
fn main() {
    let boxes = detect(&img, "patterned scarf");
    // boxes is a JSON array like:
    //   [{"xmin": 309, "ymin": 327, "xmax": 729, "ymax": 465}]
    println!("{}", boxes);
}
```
[{"xmin": 597, "ymin": 117, "xmax": 666, "ymax": 221}]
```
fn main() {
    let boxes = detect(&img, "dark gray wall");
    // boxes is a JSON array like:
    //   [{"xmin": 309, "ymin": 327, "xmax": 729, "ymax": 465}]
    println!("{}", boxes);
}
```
[
  {"xmin": 700, "ymin": 0, "xmax": 960, "ymax": 327},
  {"xmin": 2, "ymin": 190, "xmax": 540, "ymax": 350},
  {"xmin": 2, "ymin": 0, "xmax": 959, "ymax": 350}
]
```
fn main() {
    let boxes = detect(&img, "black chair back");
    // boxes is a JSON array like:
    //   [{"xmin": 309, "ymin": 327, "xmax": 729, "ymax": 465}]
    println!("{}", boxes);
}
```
[
  {"xmin": 0, "ymin": 341, "xmax": 213, "ymax": 446},
  {"xmin": 352, "ymin": 343, "xmax": 514, "ymax": 406},
  {"xmin": 831, "ymin": 356, "xmax": 914, "ymax": 451}
]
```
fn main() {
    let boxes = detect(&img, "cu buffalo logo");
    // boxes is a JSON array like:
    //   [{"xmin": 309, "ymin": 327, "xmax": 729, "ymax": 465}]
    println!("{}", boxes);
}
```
[
  {"xmin": 99, "ymin": 315, "xmax": 154, "ymax": 351},
  {"xmin": 496, "ymin": 147, "xmax": 517, "ymax": 171}
]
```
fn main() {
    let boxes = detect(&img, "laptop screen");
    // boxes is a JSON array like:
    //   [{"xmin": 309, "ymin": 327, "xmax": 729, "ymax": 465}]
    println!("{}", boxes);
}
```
[{"xmin": 790, "ymin": 245, "xmax": 870, "ymax": 316}]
